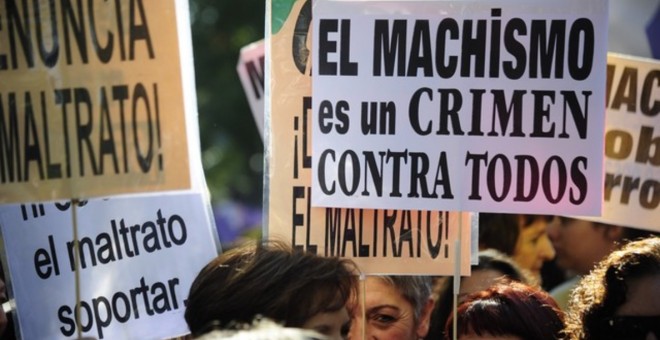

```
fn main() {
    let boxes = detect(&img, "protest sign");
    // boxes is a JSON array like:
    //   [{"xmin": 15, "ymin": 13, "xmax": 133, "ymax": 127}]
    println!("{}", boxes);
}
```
[
  {"xmin": 575, "ymin": 53, "xmax": 658, "ymax": 231},
  {"xmin": 0, "ymin": 193, "xmax": 219, "ymax": 339},
  {"xmin": 267, "ymin": 0, "xmax": 472, "ymax": 275},
  {"xmin": 0, "ymin": 0, "xmax": 195, "ymax": 203},
  {"xmin": 311, "ymin": 0, "xmax": 608, "ymax": 216},
  {"xmin": 237, "ymin": 40, "xmax": 266, "ymax": 140}
]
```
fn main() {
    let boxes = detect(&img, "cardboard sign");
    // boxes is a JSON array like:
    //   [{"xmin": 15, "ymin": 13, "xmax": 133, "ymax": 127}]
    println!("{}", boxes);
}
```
[
  {"xmin": 237, "ymin": 40, "xmax": 266, "ymax": 140},
  {"xmin": 0, "ymin": 193, "xmax": 219, "ymax": 339},
  {"xmin": 311, "ymin": 0, "xmax": 608, "ymax": 216},
  {"xmin": 575, "ymin": 53, "xmax": 658, "ymax": 231},
  {"xmin": 267, "ymin": 0, "xmax": 472, "ymax": 275},
  {"xmin": 0, "ymin": 0, "xmax": 195, "ymax": 203}
]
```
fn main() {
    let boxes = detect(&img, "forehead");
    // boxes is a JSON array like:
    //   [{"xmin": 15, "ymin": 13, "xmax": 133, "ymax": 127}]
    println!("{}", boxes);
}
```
[
  {"xmin": 519, "ymin": 220, "xmax": 547, "ymax": 236},
  {"xmin": 558, "ymin": 218, "xmax": 594, "ymax": 229},
  {"xmin": 364, "ymin": 278, "xmax": 412, "ymax": 309}
]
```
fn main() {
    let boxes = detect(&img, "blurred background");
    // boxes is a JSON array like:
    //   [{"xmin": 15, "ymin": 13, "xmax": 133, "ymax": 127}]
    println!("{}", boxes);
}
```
[
  {"xmin": 190, "ymin": 1, "xmax": 265, "ymax": 247},
  {"xmin": 190, "ymin": 0, "xmax": 660, "ymax": 248}
]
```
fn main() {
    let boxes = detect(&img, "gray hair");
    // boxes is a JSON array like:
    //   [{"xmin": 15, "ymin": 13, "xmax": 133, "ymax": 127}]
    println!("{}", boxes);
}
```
[{"xmin": 375, "ymin": 276, "xmax": 433, "ymax": 322}]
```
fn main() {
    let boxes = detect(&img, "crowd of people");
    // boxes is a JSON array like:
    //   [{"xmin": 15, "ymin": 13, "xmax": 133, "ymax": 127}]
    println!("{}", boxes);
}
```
[
  {"xmin": 0, "ymin": 213, "xmax": 654, "ymax": 339},
  {"xmin": 179, "ymin": 214, "xmax": 659, "ymax": 340}
]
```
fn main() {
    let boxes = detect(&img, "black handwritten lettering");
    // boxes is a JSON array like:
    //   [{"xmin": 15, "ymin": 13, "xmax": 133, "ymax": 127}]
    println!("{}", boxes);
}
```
[
  {"xmin": 244, "ymin": 56, "xmax": 265, "ymax": 99},
  {"xmin": 0, "ymin": 83, "xmax": 163, "ymax": 183},
  {"xmin": 58, "ymin": 276, "xmax": 180, "ymax": 339},
  {"xmin": 406, "ymin": 87, "xmax": 590, "ymax": 139},
  {"xmin": 605, "ymin": 172, "xmax": 659, "ymax": 210},
  {"xmin": 0, "ymin": 0, "xmax": 155, "ymax": 70},
  {"xmin": 322, "ymin": 208, "xmax": 450, "ymax": 259},
  {"xmin": 65, "ymin": 209, "xmax": 186, "ymax": 271},
  {"xmin": 319, "ymin": 148, "xmax": 454, "ymax": 199},
  {"xmin": 371, "ymin": 12, "xmax": 594, "ymax": 80},
  {"xmin": 465, "ymin": 151, "xmax": 588, "ymax": 204}
]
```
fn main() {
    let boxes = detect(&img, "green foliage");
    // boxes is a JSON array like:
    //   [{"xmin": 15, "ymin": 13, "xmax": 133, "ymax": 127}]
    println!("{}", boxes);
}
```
[{"xmin": 190, "ymin": 0, "xmax": 265, "ymax": 206}]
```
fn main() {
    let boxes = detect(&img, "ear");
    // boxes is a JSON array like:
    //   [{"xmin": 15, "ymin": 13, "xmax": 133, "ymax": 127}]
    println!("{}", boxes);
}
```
[{"xmin": 416, "ymin": 298, "xmax": 435, "ymax": 338}]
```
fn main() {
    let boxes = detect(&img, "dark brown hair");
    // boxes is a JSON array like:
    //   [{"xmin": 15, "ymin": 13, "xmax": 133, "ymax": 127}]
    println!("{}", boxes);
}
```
[
  {"xmin": 563, "ymin": 236, "xmax": 660, "ymax": 340},
  {"xmin": 184, "ymin": 240, "xmax": 358, "ymax": 336},
  {"xmin": 426, "ymin": 249, "xmax": 533, "ymax": 340},
  {"xmin": 445, "ymin": 281, "xmax": 564, "ymax": 340}
]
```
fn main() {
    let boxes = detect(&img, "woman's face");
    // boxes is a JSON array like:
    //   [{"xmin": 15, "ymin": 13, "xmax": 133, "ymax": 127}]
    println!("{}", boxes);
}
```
[
  {"xmin": 512, "ymin": 217, "xmax": 556, "ymax": 279},
  {"xmin": 302, "ymin": 307, "xmax": 351, "ymax": 340},
  {"xmin": 348, "ymin": 277, "xmax": 431, "ymax": 340}
]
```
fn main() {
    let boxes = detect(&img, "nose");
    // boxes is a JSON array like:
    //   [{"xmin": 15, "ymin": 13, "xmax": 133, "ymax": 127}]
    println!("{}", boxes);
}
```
[
  {"xmin": 538, "ymin": 234, "xmax": 556, "ymax": 261},
  {"xmin": 348, "ymin": 318, "xmax": 363, "ymax": 340}
]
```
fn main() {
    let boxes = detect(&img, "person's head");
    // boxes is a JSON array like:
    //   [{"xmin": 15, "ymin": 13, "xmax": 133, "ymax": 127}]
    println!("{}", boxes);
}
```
[
  {"xmin": 564, "ymin": 236, "xmax": 660, "ymax": 340},
  {"xmin": 445, "ymin": 281, "xmax": 565, "ymax": 340},
  {"xmin": 479, "ymin": 213, "xmax": 556, "ymax": 278},
  {"xmin": 457, "ymin": 249, "xmax": 535, "ymax": 301},
  {"xmin": 426, "ymin": 250, "xmax": 533, "ymax": 340},
  {"xmin": 184, "ymin": 240, "xmax": 358, "ymax": 339},
  {"xmin": 547, "ymin": 217, "xmax": 658, "ymax": 275},
  {"xmin": 348, "ymin": 275, "xmax": 434, "ymax": 340}
]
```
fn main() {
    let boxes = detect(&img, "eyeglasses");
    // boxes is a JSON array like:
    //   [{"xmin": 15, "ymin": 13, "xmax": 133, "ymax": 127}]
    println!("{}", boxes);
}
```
[{"xmin": 599, "ymin": 315, "xmax": 660, "ymax": 340}]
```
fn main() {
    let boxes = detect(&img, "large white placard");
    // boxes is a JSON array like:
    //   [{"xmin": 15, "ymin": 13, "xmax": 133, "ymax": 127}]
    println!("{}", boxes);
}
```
[
  {"xmin": 311, "ymin": 0, "xmax": 608, "ymax": 216},
  {"xmin": 0, "ymin": 193, "xmax": 218, "ymax": 339}
]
